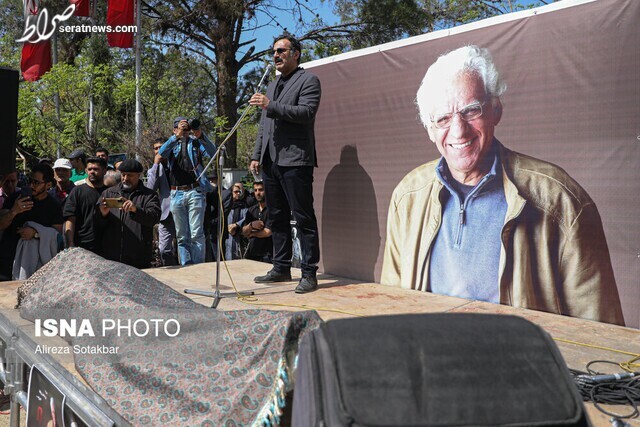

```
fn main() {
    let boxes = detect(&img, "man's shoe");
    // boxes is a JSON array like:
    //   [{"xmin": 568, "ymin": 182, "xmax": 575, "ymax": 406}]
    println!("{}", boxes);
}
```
[
  {"xmin": 254, "ymin": 270, "xmax": 292, "ymax": 283},
  {"xmin": 295, "ymin": 276, "xmax": 318, "ymax": 294}
]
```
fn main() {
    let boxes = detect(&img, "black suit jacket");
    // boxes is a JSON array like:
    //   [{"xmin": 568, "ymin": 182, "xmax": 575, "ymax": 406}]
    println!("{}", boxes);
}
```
[{"xmin": 252, "ymin": 68, "xmax": 321, "ymax": 167}]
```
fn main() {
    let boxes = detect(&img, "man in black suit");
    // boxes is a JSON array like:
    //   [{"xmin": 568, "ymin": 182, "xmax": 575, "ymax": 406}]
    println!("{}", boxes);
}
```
[{"xmin": 249, "ymin": 34, "xmax": 321, "ymax": 293}]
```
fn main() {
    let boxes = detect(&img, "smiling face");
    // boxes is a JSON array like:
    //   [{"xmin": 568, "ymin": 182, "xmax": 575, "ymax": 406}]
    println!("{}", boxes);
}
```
[
  {"xmin": 428, "ymin": 72, "xmax": 502, "ymax": 185},
  {"xmin": 273, "ymin": 38, "xmax": 299, "ymax": 77}
]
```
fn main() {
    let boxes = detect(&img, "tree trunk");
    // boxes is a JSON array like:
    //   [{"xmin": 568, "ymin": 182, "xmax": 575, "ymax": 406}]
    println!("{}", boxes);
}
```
[{"xmin": 213, "ymin": 20, "xmax": 240, "ymax": 169}]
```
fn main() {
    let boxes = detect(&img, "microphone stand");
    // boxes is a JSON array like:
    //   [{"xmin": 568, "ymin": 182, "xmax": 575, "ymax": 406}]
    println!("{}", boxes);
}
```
[
  {"xmin": 184, "ymin": 64, "xmax": 273, "ymax": 308},
  {"xmin": 184, "ymin": 147, "xmax": 254, "ymax": 308}
]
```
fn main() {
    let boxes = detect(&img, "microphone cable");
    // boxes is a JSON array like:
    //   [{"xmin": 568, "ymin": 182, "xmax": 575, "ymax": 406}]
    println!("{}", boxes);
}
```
[{"xmin": 569, "ymin": 360, "xmax": 640, "ymax": 420}]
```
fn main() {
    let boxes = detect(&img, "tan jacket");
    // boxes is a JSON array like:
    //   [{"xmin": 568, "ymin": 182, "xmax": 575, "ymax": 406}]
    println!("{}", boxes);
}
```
[{"xmin": 381, "ymin": 142, "xmax": 624, "ymax": 326}]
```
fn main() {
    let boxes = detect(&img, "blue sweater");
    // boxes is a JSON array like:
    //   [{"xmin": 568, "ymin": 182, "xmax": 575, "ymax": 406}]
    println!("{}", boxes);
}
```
[{"xmin": 428, "ymin": 147, "xmax": 507, "ymax": 303}]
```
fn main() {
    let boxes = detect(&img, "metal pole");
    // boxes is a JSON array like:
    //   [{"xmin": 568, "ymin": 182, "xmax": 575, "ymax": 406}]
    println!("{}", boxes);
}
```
[
  {"xmin": 52, "ymin": 33, "xmax": 61, "ymax": 158},
  {"xmin": 87, "ymin": 0, "xmax": 97, "ymax": 147},
  {"xmin": 134, "ymin": 0, "xmax": 142, "ymax": 159}
]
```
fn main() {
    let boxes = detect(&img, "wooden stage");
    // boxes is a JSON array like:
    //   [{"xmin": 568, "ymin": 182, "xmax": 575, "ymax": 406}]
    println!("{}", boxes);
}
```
[{"xmin": 1, "ymin": 259, "xmax": 639, "ymax": 426}]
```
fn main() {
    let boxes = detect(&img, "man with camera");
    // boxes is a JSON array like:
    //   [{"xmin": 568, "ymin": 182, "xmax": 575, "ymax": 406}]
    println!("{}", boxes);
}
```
[
  {"xmin": 159, "ymin": 117, "xmax": 216, "ymax": 265},
  {"xmin": 97, "ymin": 159, "xmax": 161, "ymax": 269}
]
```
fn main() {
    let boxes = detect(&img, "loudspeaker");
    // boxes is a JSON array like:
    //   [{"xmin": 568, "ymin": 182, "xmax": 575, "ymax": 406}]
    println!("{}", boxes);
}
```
[
  {"xmin": 293, "ymin": 313, "xmax": 589, "ymax": 427},
  {"xmin": 0, "ymin": 68, "xmax": 19, "ymax": 174}
]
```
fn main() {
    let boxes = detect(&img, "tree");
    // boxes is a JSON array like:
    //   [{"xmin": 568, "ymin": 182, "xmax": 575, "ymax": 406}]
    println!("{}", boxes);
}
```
[
  {"xmin": 333, "ymin": 0, "xmax": 552, "ymax": 49},
  {"xmin": 142, "ymin": 0, "xmax": 354, "ymax": 168}
]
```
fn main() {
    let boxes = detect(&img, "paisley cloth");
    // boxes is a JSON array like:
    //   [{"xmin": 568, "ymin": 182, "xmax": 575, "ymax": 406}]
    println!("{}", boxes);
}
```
[{"xmin": 18, "ymin": 248, "xmax": 321, "ymax": 426}]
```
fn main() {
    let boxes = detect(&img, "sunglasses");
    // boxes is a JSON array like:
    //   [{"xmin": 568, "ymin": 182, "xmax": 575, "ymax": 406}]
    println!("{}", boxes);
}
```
[{"xmin": 272, "ymin": 48, "xmax": 292, "ymax": 55}]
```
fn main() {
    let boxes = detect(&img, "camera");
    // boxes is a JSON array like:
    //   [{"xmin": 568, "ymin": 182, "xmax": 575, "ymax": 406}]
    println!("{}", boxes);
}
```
[{"xmin": 189, "ymin": 118, "xmax": 201, "ymax": 131}]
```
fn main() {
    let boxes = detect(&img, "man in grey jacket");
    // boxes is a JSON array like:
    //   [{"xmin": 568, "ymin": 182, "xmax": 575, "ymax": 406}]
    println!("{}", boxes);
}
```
[
  {"xmin": 147, "ymin": 138, "xmax": 178, "ymax": 266},
  {"xmin": 249, "ymin": 34, "xmax": 321, "ymax": 293}
]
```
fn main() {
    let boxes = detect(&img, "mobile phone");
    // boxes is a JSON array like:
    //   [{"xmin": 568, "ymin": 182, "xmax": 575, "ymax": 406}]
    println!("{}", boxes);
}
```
[
  {"xmin": 104, "ymin": 197, "xmax": 124, "ymax": 208},
  {"xmin": 21, "ymin": 187, "xmax": 32, "ymax": 198},
  {"xmin": 251, "ymin": 168, "xmax": 262, "ymax": 183}
]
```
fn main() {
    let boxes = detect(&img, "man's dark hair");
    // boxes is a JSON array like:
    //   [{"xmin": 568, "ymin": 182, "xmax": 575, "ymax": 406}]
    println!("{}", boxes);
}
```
[
  {"xmin": 0, "ymin": 168, "xmax": 17, "ymax": 177},
  {"xmin": 253, "ymin": 181, "xmax": 264, "ymax": 189},
  {"xmin": 96, "ymin": 147, "xmax": 109, "ymax": 157},
  {"xmin": 275, "ymin": 33, "xmax": 302, "ymax": 64},
  {"xmin": 153, "ymin": 137, "xmax": 165, "ymax": 145},
  {"xmin": 86, "ymin": 156, "xmax": 107, "ymax": 169},
  {"xmin": 32, "ymin": 163, "xmax": 55, "ymax": 184}
]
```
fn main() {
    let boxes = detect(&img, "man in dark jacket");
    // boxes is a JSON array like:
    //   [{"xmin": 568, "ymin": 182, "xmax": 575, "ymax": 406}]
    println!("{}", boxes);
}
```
[
  {"xmin": 249, "ymin": 33, "xmax": 321, "ymax": 293},
  {"xmin": 97, "ymin": 160, "xmax": 161, "ymax": 269}
]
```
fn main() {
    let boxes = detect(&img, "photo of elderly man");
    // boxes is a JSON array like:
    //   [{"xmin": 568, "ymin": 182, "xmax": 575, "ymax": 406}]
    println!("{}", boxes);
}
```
[{"xmin": 381, "ymin": 45, "xmax": 623, "ymax": 326}]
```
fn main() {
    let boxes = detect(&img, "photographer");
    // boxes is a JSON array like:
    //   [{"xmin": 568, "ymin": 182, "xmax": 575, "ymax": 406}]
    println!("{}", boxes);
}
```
[{"xmin": 158, "ymin": 117, "xmax": 216, "ymax": 265}]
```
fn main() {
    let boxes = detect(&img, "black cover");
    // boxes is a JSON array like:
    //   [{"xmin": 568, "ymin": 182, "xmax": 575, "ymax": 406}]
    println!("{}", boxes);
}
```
[{"xmin": 292, "ymin": 313, "xmax": 588, "ymax": 427}]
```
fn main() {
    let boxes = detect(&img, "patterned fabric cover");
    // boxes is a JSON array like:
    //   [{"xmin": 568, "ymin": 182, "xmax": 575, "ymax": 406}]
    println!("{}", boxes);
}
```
[{"xmin": 18, "ymin": 248, "xmax": 322, "ymax": 426}]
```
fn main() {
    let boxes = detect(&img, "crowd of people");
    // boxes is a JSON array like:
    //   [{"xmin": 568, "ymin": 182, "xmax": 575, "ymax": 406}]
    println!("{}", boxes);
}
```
[
  {"xmin": 0, "ymin": 142, "xmax": 275, "ymax": 281},
  {"xmin": 0, "ymin": 33, "xmax": 320, "ymax": 297}
]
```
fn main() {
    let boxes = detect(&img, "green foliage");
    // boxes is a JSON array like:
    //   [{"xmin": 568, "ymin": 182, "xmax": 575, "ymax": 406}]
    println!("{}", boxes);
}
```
[
  {"xmin": 236, "ymin": 119, "xmax": 259, "ymax": 171},
  {"xmin": 2, "ymin": 0, "xmax": 553, "ymax": 167},
  {"xmin": 333, "ymin": 0, "xmax": 552, "ymax": 50},
  {"xmin": 18, "ymin": 63, "xmax": 89, "ymax": 158}
]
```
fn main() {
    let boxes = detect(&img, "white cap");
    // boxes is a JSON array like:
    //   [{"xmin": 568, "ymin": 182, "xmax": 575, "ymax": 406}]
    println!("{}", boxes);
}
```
[{"xmin": 53, "ymin": 158, "xmax": 72, "ymax": 169}]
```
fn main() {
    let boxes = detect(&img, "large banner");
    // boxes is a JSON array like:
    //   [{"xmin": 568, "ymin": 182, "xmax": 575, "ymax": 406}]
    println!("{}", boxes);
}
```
[{"xmin": 307, "ymin": 0, "xmax": 640, "ymax": 327}]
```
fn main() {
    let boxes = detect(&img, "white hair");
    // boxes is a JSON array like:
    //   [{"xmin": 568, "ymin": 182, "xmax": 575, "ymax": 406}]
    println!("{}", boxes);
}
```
[{"xmin": 416, "ymin": 45, "xmax": 507, "ymax": 129}]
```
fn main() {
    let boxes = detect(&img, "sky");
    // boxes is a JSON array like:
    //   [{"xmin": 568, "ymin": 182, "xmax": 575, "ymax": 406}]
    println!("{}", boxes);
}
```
[
  {"xmin": 239, "ymin": 1, "xmax": 340, "ymax": 59},
  {"xmin": 239, "ymin": 0, "xmax": 552, "ymax": 63}
]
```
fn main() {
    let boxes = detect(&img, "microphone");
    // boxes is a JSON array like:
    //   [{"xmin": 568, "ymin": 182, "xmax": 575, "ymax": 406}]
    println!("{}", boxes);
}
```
[
  {"xmin": 575, "ymin": 372, "xmax": 636, "ymax": 384},
  {"xmin": 256, "ymin": 64, "xmax": 273, "ymax": 93}
]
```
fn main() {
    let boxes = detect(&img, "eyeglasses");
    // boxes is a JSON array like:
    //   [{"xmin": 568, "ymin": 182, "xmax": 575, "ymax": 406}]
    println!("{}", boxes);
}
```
[
  {"xmin": 431, "ymin": 100, "xmax": 486, "ymax": 129},
  {"xmin": 233, "ymin": 190, "xmax": 242, "ymax": 194},
  {"xmin": 272, "ymin": 48, "xmax": 292, "ymax": 55},
  {"xmin": 29, "ymin": 178, "xmax": 45, "ymax": 186}
]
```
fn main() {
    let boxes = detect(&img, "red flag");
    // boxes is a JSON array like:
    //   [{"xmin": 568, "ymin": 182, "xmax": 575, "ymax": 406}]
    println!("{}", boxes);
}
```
[
  {"xmin": 21, "ymin": 42, "xmax": 52, "ymax": 82},
  {"xmin": 71, "ymin": 0, "xmax": 90, "ymax": 17},
  {"xmin": 106, "ymin": 0, "xmax": 134, "ymax": 48}
]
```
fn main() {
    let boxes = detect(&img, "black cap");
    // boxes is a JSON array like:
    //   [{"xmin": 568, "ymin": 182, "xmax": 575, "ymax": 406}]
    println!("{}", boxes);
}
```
[
  {"xmin": 173, "ymin": 117, "xmax": 188, "ymax": 128},
  {"xmin": 68, "ymin": 149, "xmax": 85, "ymax": 159},
  {"xmin": 117, "ymin": 159, "xmax": 143, "ymax": 173}
]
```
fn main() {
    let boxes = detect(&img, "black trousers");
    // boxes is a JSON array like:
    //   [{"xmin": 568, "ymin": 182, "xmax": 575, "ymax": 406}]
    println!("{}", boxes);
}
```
[{"xmin": 262, "ymin": 157, "xmax": 319, "ymax": 276}]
